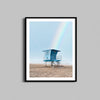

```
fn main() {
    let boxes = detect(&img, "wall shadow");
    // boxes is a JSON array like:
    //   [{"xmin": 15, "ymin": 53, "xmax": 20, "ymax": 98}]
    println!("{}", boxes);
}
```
[{"xmin": 22, "ymin": 18, "xmax": 26, "ymax": 82}]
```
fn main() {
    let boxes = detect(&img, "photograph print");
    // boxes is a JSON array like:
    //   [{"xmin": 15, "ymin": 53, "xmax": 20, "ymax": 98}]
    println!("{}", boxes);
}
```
[{"xmin": 25, "ymin": 17, "xmax": 77, "ymax": 82}]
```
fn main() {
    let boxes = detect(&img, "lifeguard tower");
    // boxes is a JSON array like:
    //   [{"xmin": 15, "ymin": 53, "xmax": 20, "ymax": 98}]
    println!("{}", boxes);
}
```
[{"xmin": 43, "ymin": 49, "xmax": 61, "ymax": 66}]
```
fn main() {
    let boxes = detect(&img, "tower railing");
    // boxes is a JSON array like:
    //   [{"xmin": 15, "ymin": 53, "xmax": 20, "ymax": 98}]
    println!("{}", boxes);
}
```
[
  {"xmin": 56, "ymin": 55, "xmax": 62, "ymax": 60},
  {"xmin": 43, "ymin": 56, "xmax": 50, "ymax": 60}
]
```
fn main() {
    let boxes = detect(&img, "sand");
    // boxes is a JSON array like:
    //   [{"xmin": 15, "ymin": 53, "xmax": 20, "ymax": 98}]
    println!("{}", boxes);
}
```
[{"xmin": 30, "ymin": 64, "xmax": 72, "ymax": 77}]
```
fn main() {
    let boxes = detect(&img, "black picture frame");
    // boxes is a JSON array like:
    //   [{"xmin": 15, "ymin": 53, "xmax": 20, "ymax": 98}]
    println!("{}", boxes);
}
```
[{"xmin": 24, "ymin": 17, "xmax": 77, "ymax": 82}]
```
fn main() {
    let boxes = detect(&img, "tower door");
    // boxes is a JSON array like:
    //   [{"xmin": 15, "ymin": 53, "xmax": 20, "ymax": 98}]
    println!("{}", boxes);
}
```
[{"xmin": 51, "ymin": 51, "xmax": 57, "ymax": 61}]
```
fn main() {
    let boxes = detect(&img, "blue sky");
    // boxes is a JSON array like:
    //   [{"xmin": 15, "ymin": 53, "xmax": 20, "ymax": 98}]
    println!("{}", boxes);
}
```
[{"xmin": 29, "ymin": 21, "xmax": 73, "ymax": 65}]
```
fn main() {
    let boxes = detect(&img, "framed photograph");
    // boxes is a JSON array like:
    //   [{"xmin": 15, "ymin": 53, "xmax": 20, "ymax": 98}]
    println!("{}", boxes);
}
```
[{"xmin": 25, "ymin": 17, "xmax": 77, "ymax": 82}]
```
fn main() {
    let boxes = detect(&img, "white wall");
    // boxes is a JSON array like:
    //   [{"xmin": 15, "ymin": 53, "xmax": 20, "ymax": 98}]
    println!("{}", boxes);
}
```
[{"xmin": 0, "ymin": 0, "xmax": 100, "ymax": 100}]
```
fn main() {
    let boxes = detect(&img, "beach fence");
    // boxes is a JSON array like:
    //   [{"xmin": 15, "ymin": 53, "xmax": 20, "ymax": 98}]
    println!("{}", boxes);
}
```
[{"xmin": 43, "ymin": 49, "xmax": 62, "ymax": 67}]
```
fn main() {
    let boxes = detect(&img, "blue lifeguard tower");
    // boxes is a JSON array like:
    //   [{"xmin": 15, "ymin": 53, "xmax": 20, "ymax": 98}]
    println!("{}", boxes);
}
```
[{"xmin": 43, "ymin": 49, "xmax": 61, "ymax": 66}]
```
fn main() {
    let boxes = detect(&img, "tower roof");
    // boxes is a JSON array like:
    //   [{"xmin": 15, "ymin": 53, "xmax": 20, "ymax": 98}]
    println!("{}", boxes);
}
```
[{"xmin": 43, "ymin": 49, "xmax": 60, "ymax": 52}]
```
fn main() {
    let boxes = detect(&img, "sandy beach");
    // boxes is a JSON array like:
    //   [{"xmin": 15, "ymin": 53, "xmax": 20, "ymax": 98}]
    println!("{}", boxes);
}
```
[{"xmin": 30, "ymin": 64, "xmax": 72, "ymax": 77}]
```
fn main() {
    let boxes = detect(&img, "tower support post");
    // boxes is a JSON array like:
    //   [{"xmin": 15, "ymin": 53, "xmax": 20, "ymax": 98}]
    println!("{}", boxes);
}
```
[
  {"xmin": 51, "ymin": 61, "xmax": 54, "ymax": 67},
  {"xmin": 57, "ymin": 61, "xmax": 60, "ymax": 66},
  {"xmin": 45, "ymin": 62, "xmax": 47, "ymax": 66}
]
